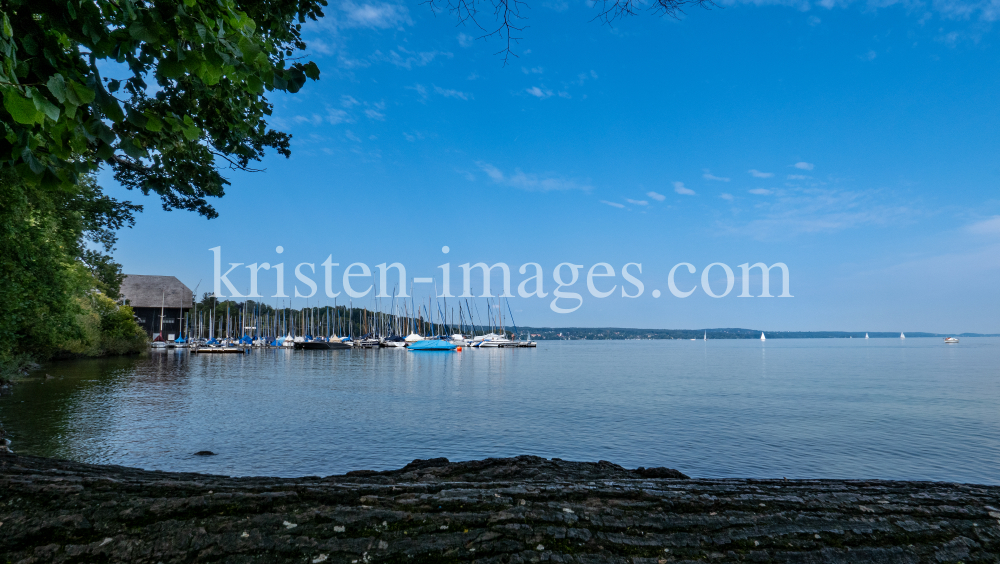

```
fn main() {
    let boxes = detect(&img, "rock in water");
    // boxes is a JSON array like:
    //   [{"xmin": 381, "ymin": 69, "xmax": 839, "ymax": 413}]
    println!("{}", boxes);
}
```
[{"xmin": 193, "ymin": 450, "xmax": 216, "ymax": 456}]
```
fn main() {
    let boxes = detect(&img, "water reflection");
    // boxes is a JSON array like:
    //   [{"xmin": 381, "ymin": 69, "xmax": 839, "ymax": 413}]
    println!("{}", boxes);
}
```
[{"xmin": 2, "ymin": 339, "xmax": 998, "ymax": 482}]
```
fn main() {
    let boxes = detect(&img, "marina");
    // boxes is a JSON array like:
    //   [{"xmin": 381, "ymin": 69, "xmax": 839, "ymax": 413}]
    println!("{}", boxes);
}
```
[{"xmin": 122, "ymin": 275, "xmax": 536, "ymax": 351}]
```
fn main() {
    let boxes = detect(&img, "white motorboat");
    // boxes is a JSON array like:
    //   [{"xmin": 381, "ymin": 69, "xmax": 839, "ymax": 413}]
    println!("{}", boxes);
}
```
[
  {"xmin": 383, "ymin": 336, "xmax": 407, "ymax": 347},
  {"xmin": 944, "ymin": 337, "xmax": 959, "ymax": 343},
  {"xmin": 476, "ymin": 333, "xmax": 513, "ymax": 347}
]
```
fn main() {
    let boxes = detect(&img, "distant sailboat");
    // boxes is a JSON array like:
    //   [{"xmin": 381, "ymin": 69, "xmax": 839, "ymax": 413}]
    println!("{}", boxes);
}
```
[
  {"xmin": 760, "ymin": 332, "xmax": 766, "ymax": 341},
  {"xmin": 865, "ymin": 333, "xmax": 869, "ymax": 339},
  {"xmin": 900, "ymin": 332, "xmax": 906, "ymax": 339},
  {"xmin": 704, "ymin": 331, "xmax": 707, "ymax": 341}
]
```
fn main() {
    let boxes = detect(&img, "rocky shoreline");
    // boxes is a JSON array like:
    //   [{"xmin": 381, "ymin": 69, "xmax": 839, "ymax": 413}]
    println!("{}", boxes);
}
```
[{"xmin": 2, "ymin": 453, "xmax": 999, "ymax": 563}]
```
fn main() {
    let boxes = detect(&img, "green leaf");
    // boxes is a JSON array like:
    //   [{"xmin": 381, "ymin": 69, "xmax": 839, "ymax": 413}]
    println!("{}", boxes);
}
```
[
  {"xmin": 272, "ymin": 73, "xmax": 287, "ymax": 91},
  {"xmin": 68, "ymin": 81, "xmax": 96, "ymax": 104},
  {"xmin": 128, "ymin": 23, "xmax": 159, "ymax": 43},
  {"xmin": 32, "ymin": 93, "xmax": 61, "ymax": 121},
  {"xmin": 21, "ymin": 147, "xmax": 45, "ymax": 174},
  {"xmin": 160, "ymin": 58, "xmax": 185, "ymax": 79},
  {"xmin": 47, "ymin": 74, "xmax": 68, "ymax": 103},
  {"xmin": 99, "ymin": 95, "xmax": 125, "ymax": 123},
  {"xmin": 181, "ymin": 115, "xmax": 200, "ymax": 141},
  {"xmin": 93, "ymin": 121, "xmax": 116, "ymax": 145},
  {"xmin": 119, "ymin": 139, "xmax": 147, "ymax": 159},
  {"xmin": 3, "ymin": 89, "xmax": 42, "ymax": 124},
  {"xmin": 201, "ymin": 63, "xmax": 223, "ymax": 85},
  {"xmin": 95, "ymin": 142, "xmax": 115, "ymax": 160},
  {"xmin": 144, "ymin": 115, "xmax": 164, "ymax": 132},
  {"xmin": 303, "ymin": 61, "xmax": 320, "ymax": 81},
  {"xmin": 126, "ymin": 109, "xmax": 148, "ymax": 128},
  {"xmin": 238, "ymin": 36, "xmax": 260, "ymax": 60},
  {"xmin": 2, "ymin": 13, "xmax": 12, "ymax": 39}
]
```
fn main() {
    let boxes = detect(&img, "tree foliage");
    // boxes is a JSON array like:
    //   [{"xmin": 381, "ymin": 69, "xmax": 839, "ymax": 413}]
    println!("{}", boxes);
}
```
[
  {"xmin": 0, "ymin": 169, "xmax": 141, "ymax": 360},
  {"xmin": 1, "ymin": 0, "xmax": 326, "ymax": 218}
]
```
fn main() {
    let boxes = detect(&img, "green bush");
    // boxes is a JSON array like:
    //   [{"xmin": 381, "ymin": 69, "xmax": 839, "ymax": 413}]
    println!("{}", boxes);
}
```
[{"xmin": 0, "ymin": 169, "xmax": 144, "ymax": 363}]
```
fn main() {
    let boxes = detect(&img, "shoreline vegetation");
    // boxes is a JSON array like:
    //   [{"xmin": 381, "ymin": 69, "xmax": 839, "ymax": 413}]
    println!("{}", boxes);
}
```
[
  {"xmin": 2, "ymin": 453, "xmax": 998, "ymax": 563},
  {"xmin": 0, "ymin": 171, "xmax": 148, "ymax": 384}
]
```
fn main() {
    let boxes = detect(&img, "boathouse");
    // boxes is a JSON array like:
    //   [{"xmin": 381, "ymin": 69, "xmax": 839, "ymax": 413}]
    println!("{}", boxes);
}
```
[{"xmin": 120, "ymin": 275, "xmax": 194, "ymax": 339}]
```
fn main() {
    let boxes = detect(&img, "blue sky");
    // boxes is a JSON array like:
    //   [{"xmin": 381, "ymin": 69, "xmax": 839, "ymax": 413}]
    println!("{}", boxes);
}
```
[{"xmin": 102, "ymin": 0, "xmax": 1000, "ymax": 332}]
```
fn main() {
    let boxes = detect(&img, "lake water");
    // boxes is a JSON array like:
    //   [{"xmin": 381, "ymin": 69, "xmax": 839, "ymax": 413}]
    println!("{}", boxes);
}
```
[{"xmin": 2, "ymin": 339, "xmax": 998, "ymax": 483}]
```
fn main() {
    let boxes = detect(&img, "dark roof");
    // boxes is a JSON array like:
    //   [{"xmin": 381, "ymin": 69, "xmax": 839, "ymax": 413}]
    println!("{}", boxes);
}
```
[{"xmin": 120, "ymin": 275, "xmax": 193, "ymax": 309}]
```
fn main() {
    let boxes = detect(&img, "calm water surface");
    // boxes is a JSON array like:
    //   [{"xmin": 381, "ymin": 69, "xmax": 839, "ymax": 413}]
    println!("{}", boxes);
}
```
[{"xmin": 2, "ymin": 339, "xmax": 998, "ymax": 483}]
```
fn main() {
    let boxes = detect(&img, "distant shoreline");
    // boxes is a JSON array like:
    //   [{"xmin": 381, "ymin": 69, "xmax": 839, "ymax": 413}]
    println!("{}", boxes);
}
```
[{"xmin": 517, "ymin": 327, "xmax": 1000, "ymax": 340}]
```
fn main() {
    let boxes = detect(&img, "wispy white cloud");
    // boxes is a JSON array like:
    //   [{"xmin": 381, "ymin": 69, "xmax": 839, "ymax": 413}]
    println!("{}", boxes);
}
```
[
  {"xmin": 601, "ymin": 200, "xmax": 626, "ymax": 208},
  {"xmin": 326, "ymin": 108, "xmax": 352, "ymax": 124},
  {"xmin": 341, "ymin": 95, "xmax": 360, "ymax": 108},
  {"xmin": 572, "ymin": 70, "xmax": 600, "ymax": 87},
  {"xmin": 794, "ymin": 161, "xmax": 815, "ymax": 170},
  {"xmin": 967, "ymin": 216, "xmax": 1000, "ymax": 234},
  {"xmin": 476, "ymin": 162, "xmax": 592, "ymax": 191},
  {"xmin": 674, "ymin": 181, "xmax": 696, "ymax": 196},
  {"xmin": 294, "ymin": 114, "xmax": 325, "ymax": 126},
  {"xmin": 433, "ymin": 85, "xmax": 472, "ymax": 100},
  {"xmin": 749, "ymin": 188, "xmax": 773, "ymax": 195},
  {"xmin": 407, "ymin": 83, "xmax": 428, "ymax": 100},
  {"xmin": 522, "ymin": 66, "xmax": 545, "ymax": 74},
  {"xmin": 543, "ymin": 0, "xmax": 571, "ymax": 11},
  {"xmin": 339, "ymin": 1, "xmax": 412, "ymax": 28},
  {"xmin": 345, "ymin": 130, "xmax": 363, "ymax": 143},
  {"xmin": 308, "ymin": 39, "xmax": 336, "ymax": 55},
  {"xmin": 626, "ymin": 198, "xmax": 649, "ymax": 206},
  {"xmin": 719, "ymin": 185, "xmax": 918, "ymax": 239},
  {"xmin": 526, "ymin": 86, "xmax": 553, "ymax": 98},
  {"xmin": 721, "ymin": 0, "xmax": 1000, "ymax": 24},
  {"xmin": 720, "ymin": 193, "xmax": 734, "ymax": 201},
  {"xmin": 788, "ymin": 174, "xmax": 808, "ymax": 180},
  {"xmin": 289, "ymin": 105, "xmax": 355, "ymax": 128},
  {"xmin": 457, "ymin": 32, "xmax": 473, "ymax": 47},
  {"xmin": 703, "ymin": 170, "xmax": 731, "ymax": 182},
  {"xmin": 749, "ymin": 169, "xmax": 774, "ymax": 178},
  {"xmin": 364, "ymin": 108, "xmax": 385, "ymax": 120},
  {"xmin": 647, "ymin": 191, "xmax": 666, "ymax": 201},
  {"xmin": 372, "ymin": 48, "xmax": 452, "ymax": 69}
]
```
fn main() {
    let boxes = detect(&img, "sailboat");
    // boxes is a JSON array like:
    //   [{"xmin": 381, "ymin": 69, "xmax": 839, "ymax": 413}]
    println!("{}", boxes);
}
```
[
  {"xmin": 151, "ymin": 291, "xmax": 167, "ymax": 349},
  {"xmin": 760, "ymin": 332, "xmax": 766, "ymax": 341},
  {"xmin": 900, "ymin": 333, "xmax": 906, "ymax": 339},
  {"xmin": 704, "ymin": 331, "xmax": 707, "ymax": 341},
  {"xmin": 865, "ymin": 333, "xmax": 869, "ymax": 339}
]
